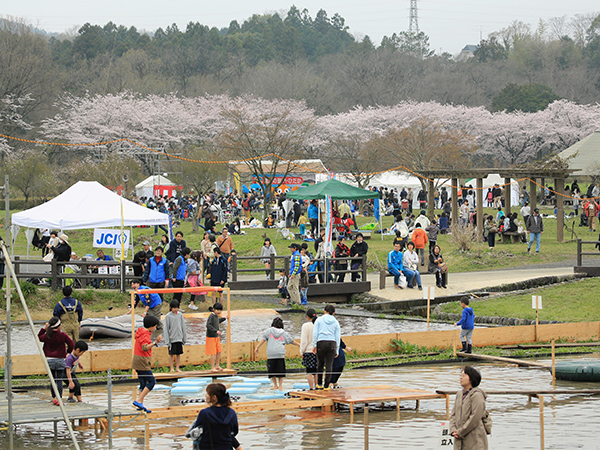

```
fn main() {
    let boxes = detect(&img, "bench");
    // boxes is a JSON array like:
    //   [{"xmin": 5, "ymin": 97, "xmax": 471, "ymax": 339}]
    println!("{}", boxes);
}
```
[
  {"xmin": 500, "ymin": 231, "xmax": 525, "ymax": 244},
  {"xmin": 379, "ymin": 270, "xmax": 395, "ymax": 289}
]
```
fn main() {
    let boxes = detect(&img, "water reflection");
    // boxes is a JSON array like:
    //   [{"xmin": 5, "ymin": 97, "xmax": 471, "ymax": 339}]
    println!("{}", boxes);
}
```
[
  {"xmin": 5, "ymin": 355, "xmax": 600, "ymax": 449},
  {"xmin": 0, "ymin": 313, "xmax": 455, "ymax": 355}
]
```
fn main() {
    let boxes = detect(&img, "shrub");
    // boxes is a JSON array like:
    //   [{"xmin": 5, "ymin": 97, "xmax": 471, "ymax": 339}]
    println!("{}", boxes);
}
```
[{"xmin": 450, "ymin": 224, "xmax": 481, "ymax": 252}]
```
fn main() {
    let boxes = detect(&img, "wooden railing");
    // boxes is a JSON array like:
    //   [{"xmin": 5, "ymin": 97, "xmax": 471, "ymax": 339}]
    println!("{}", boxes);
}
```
[{"xmin": 10, "ymin": 257, "xmax": 143, "ymax": 293}]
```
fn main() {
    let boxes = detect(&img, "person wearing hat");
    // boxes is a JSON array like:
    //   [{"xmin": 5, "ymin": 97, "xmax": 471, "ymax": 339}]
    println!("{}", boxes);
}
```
[
  {"xmin": 526, "ymin": 208, "xmax": 544, "ymax": 254},
  {"xmin": 287, "ymin": 243, "xmax": 302, "ymax": 306},
  {"xmin": 132, "ymin": 241, "xmax": 152, "ymax": 277},
  {"xmin": 38, "ymin": 316, "xmax": 74, "ymax": 406},
  {"xmin": 47, "ymin": 234, "xmax": 72, "ymax": 262}
]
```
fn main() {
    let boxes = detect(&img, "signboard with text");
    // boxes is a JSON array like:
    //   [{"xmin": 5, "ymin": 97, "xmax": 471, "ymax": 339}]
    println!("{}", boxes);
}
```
[{"xmin": 93, "ymin": 229, "xmax": 130, "ymax": 249}]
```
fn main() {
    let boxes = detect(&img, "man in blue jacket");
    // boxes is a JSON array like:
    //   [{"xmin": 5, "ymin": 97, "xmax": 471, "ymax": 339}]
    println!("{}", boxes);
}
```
[
  {"xmin": 143, "ymin": 246, "xmax": 170, "ymax": 299},
  {"xmin": 131, "ymin": 280, "xmax": 163, "ymax": 340},
  {"xmin": 308, "ymin": 200, "xmax": 319, "ymax": 237},
  {"xmin": 387, "ymin": 242, "xmax": 405, "ymax": 289},
  {"xmin": 455, "ymin": 296, "xmax": 475, "ymax": 353}
]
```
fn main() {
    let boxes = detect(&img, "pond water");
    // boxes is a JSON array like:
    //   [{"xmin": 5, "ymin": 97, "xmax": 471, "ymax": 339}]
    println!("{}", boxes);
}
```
[
  {"xmin": 0, "ymin": 313, "xmax": 456, "ymax": 355},
  {"xmin": 4, "ymin": 354, "xmax": 600, "ymax": 449}
]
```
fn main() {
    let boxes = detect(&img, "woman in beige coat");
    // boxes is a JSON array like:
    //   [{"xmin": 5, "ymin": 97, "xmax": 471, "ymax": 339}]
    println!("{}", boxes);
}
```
[{"xmin": 450, "ymin": 366, "xmax": 488, "ymax": 450}]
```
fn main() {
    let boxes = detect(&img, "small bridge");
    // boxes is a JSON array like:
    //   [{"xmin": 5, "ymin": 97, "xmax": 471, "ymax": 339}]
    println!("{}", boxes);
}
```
[{"xmin": 228, "ymin": 254, "xmax": 371, "ymax": 301}]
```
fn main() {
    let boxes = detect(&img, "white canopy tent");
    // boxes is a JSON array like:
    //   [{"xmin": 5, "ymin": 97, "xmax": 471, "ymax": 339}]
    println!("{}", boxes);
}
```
[
  {"xmin": 135, "ymin": 175, "xmax": 177, "ymax": 198},
  {"xmin": 465, "ymin": 174, "xmax": 520, "ymax": 206},
  {"xmin": 12, "ymin": 181, "xmax": 169, "ymax": 230}
]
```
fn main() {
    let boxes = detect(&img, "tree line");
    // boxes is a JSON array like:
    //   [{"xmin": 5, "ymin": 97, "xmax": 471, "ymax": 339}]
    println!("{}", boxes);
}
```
[{"xmin": 1, "ymin": 10, "xmax": 600, "ymax": 204}]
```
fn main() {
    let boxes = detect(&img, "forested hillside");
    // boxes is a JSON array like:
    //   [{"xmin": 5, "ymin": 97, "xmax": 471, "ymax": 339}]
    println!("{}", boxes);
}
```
[{"xmin": 1, "ymin": 9, "xmax": 600, "ymax": 202}]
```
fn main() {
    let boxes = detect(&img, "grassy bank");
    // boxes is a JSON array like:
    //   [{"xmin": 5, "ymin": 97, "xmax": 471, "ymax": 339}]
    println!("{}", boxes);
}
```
[
  {"xmin": 438, "ymin": 277, "xmax": 600, "ymax": 322},
  {"xmin": 6, "ymin": 204, "xmax": 579, "ymax": 275}
]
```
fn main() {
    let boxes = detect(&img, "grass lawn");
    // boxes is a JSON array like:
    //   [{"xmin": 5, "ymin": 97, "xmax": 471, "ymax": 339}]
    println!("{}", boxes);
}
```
[{"xmin": 438, "ymin": 277, "xmax": 600, "ymax": 322}]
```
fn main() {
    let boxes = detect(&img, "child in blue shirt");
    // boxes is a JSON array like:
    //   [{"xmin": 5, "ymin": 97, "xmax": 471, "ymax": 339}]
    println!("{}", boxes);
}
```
[{"xmin": 455, "ymin": 296, "xmax": 475, "ymax": 354}]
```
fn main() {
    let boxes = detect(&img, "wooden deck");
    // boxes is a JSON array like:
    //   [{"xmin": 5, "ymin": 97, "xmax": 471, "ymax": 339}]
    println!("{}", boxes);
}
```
[
  {"xmin": 290, "ymin": 385, "xmax": 445, "ymax": 417},
  {"xmin": 0, "ymin": 392, "xmax": 141, "ymax": 426},
  {"xmin": 153, "ymin": 369, "xmax": 238, "ymax": 381}
]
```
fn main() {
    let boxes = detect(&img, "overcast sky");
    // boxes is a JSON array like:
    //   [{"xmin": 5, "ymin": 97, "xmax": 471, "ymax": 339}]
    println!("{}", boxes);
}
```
[{"xmin": 5, "ymin": 0, "xmax": 598, "ymax": 54}]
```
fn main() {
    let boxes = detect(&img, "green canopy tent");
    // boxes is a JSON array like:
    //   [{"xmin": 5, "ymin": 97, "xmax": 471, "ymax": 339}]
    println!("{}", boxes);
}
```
[
  {"xmin": 286, "ymin": 179, "xmax": 378, "ymax": 201},
  {"xmin": 287, "ymin": 179, "xmax": 381, "ymax": 248}
]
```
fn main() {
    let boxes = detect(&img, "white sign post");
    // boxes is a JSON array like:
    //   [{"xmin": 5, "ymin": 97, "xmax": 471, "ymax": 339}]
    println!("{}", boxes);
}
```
[
  {"xmin": 532, "ymin": 295, "xmax": 542, "ymax": 341},
  {"xmin": 424, "ymin": 286, "xmax": 435, "ymax": 329},
  {"xmin": 93, "ymin": 229, "xmax": 131, "ymax": 249},
  {"xmin": 440, "ymin": 421, "xmax": 454, "ymax": 447}
]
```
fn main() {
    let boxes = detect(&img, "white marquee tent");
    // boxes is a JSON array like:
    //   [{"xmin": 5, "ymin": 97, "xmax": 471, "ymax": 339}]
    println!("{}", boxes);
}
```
[
  {"xmin": 12, "ymin": 181, "xmax": 169, "ymax": 230},
  {"xmin": 135, "ymin": 175, "xmax": 177, "ymax": 198}
]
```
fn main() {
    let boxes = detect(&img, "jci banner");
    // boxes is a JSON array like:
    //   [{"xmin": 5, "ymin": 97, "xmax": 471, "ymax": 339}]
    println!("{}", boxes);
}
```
[{"xmin": 93, "ymin": 229, "xmax": 130, "ymax": 248}]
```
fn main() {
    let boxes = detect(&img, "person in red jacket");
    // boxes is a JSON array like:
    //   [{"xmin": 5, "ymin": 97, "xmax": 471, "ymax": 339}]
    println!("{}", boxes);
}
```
[
  {"xmin": 411, "ymin": 223, "xmax": 429, "ymax": 266},
  {"xmin": 38, "ymin": 317, "xmax": 74, "ymax": 406},
  {"xmin": 132, "ymin": 315, "xmax": 162, "ymax": 413}
]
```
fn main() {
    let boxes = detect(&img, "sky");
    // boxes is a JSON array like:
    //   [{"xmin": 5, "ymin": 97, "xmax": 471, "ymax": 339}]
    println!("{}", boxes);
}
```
[{"xmin": 4, "ymin": 0, "xmax": 598, "ymax": 54}]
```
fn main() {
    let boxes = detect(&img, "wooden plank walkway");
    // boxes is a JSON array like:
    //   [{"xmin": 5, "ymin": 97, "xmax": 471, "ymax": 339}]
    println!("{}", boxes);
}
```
[
  {"xmin": 115, "ymin": 398, "xmax": 335, "ymax": 420},
  {"xmin": 290, "ymin": 385, "xmax": 445, "ymax": 417},
  {"xmin": 0, "ymin": 393, "xmax": 141, "ymax": 425},
  {"xmin": 457, "ymin": 352, "xmax": 550, "ymax": 368},
  {"xmin": 153, "ymin": 369, "xmax": 238, "ymax": 381}
]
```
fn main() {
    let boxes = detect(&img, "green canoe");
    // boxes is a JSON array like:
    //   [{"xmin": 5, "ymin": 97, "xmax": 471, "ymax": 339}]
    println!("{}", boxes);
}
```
[{"xmin": 554, "ymin": 361, "xmax": 600, "ymax": 382}]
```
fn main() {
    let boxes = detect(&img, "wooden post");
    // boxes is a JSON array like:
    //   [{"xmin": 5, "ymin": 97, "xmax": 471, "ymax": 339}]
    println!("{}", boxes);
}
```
[
  {"xmin": 131, "ymin": 291, "xmax": 137, "ymax": 378},
  {"xmin": 476, "ymin": 178, "xmax": 483, "ymax": 239},
  {"xmin": 51, "ymin": 258, "xmax": 58, "ymax": 291},
  {"xmin": 451, "ymin": 178, "xmax": 459, "ymax": 228},
  {"xmin": 362, "ymin": 254, "xmax": 367, "ymax": 282},
  {"xmin": 576, "ymin": 239, "xmax": 582, "ymax": 267},
  {"xmin": 530, "ymin": 178, "xmax": 537, "ymax": 211},
  {"xmin": 446, "ymin": 394, "xmax": 450, "ymax": 419},
  {"xmin": 428, "ymin": 178, "xmax": 435, "ymax": 218},
  {"xmin": 426, "ymin": 287, "xmax": 431, "ymax": 330},
  {"xmin": 504, "ymin": 177, "xmax": 512, "ymax": 216},
  {"xmin": 551, "ymin": 339, "xmax": 556, "ymax": 381},
  {"xmin": 81, "ymin": 261, "xmax": 88, "ymax": 289},
  {"xmin": 555, "ymin": 178, "xmax": 564, "ymax": 243},
  {"xmin": 540, "ymin": 178, "xmax": 545, "ymax": 205},
  {"xmin": 231, "ymin": 254, "xmax": 238, "ymax": 282},
  {"xmin": 535, "ymin": 307, "xmax": 539, "ymax": 342},
  {"xmin": 269, "ymin": 254, "xmax": 275, "ymax": 280},
  {"xmin": 453, "ymin": 335, "xmax": 457, "ymax": 358},
  {"xmin": 364, "ymin": 404, "xmax": 369, "ymax": 450},
  {"xmin": 380, "ymin": 269, "xmax": 386, "ymax": 290},
  {"xmin": 226, "ymin": 288, "xmax": 232, "ymax": 370},
  {"xmin": 539, "ymin": 395, "xmax": 545, "ymax": 450}
]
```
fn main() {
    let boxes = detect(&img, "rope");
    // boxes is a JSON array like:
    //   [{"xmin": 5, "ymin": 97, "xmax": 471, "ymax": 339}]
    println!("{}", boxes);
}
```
[{"xmin": 0, "ymin": 133, "xmax": 588, "ymax": 199}]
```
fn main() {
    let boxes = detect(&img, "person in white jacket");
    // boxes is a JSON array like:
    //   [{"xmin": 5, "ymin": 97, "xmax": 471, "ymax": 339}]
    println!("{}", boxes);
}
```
[{"xmin": 300, "ymin": 308, "xmax": 318, "ymax": 389}]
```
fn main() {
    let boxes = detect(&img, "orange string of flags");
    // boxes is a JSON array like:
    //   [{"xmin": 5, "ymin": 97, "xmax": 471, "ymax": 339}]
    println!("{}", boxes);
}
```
[{"xmin": 0, "ymin": 133, "xmax": 587, "ymax": 200}]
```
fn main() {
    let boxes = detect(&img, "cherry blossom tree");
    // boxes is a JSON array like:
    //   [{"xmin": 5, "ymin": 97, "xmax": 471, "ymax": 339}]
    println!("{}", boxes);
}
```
[{"xmin": 216, "ymin": 95, "xmax": 315, "ymax": 218}]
